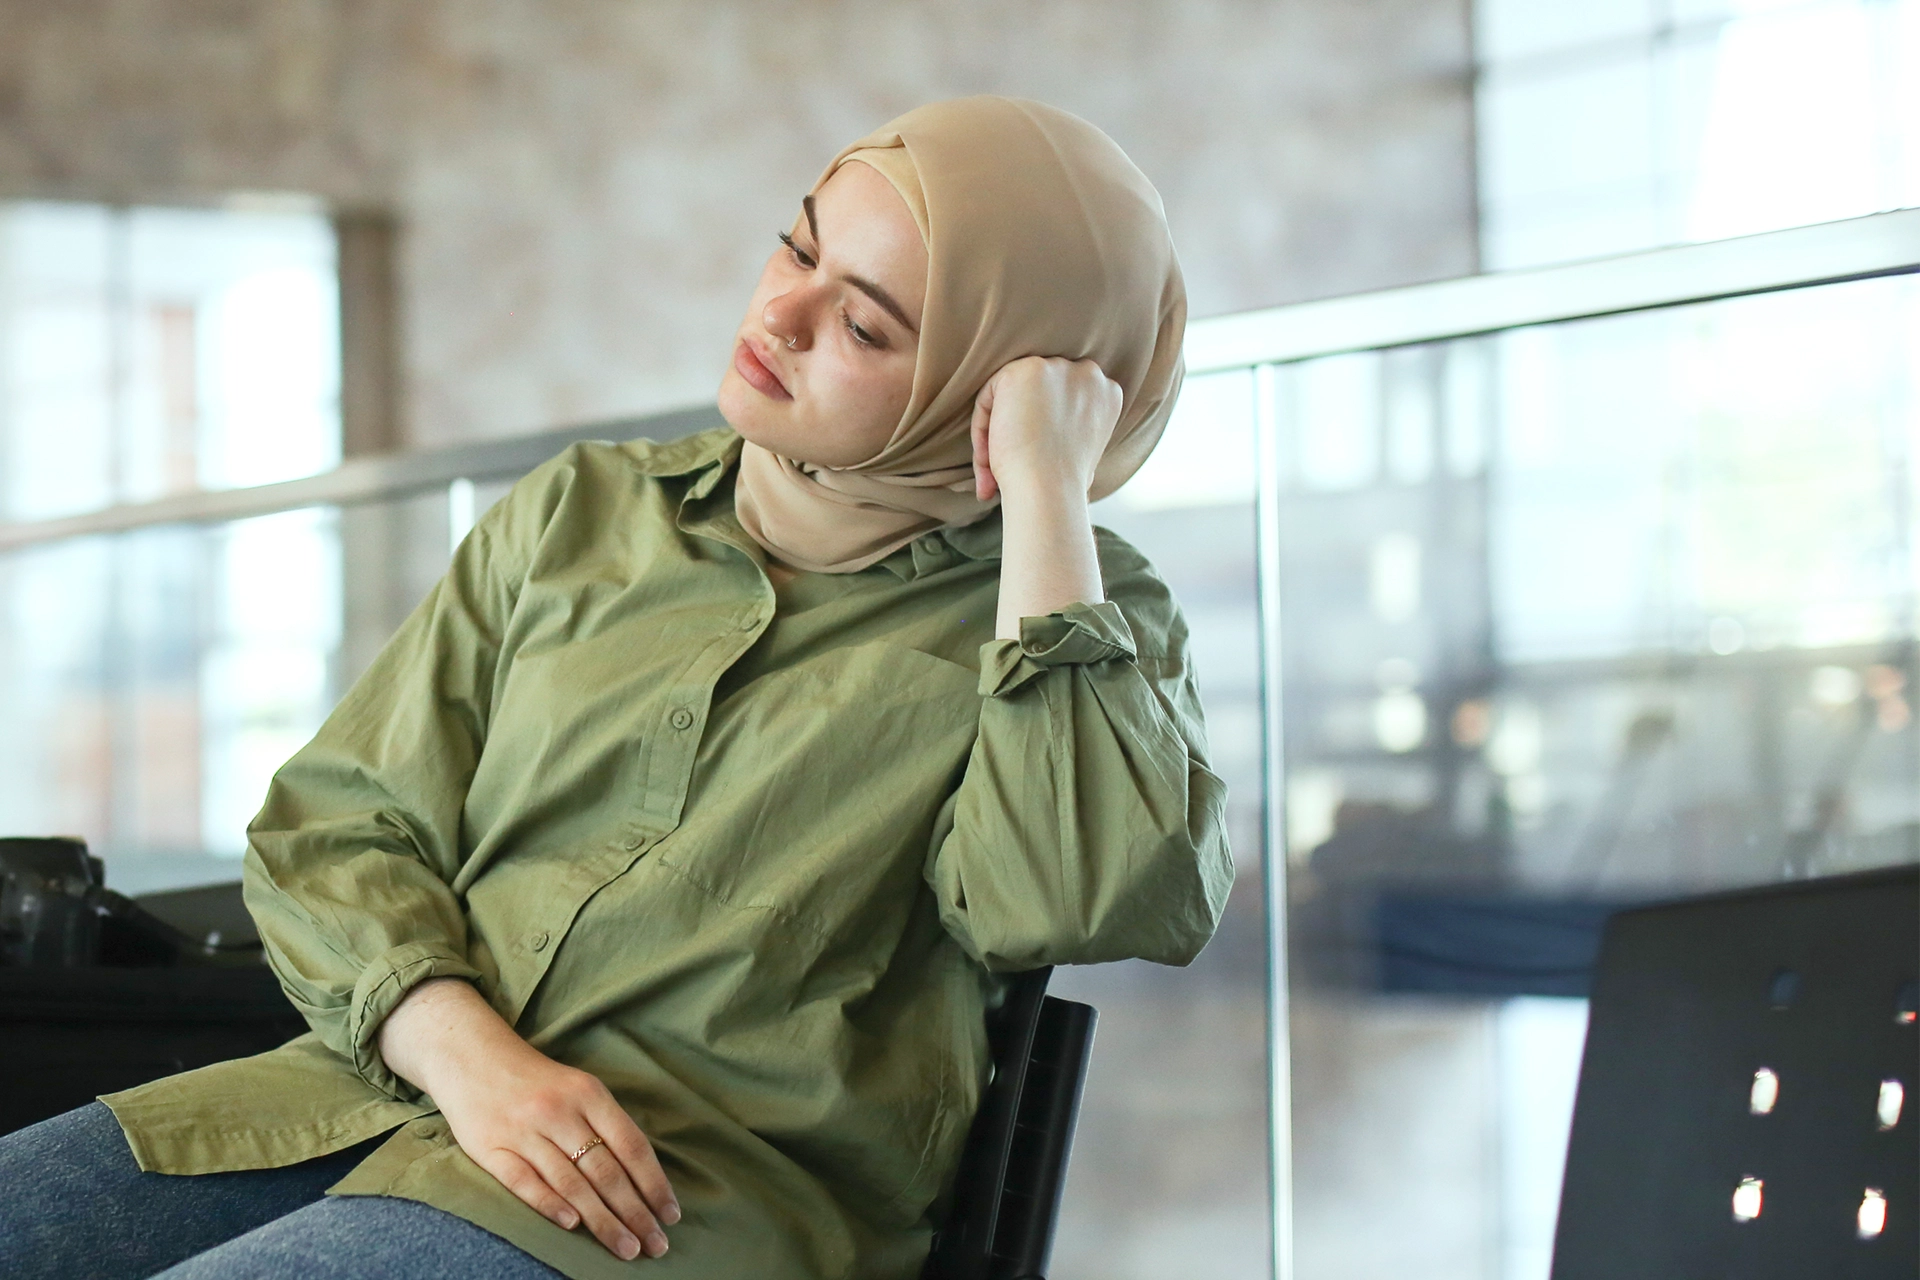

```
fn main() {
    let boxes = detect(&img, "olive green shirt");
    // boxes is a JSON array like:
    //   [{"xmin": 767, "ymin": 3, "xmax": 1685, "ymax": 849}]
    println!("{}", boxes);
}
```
[{"xmin": 101, "ymin": 428, "xmax": 1232, "ymax": 1279}]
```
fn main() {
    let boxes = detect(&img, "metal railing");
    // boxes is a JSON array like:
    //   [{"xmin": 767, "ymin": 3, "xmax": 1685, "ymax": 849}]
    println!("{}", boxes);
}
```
[
  {"xmin": 0, "ymin": 405, "xmax": 727, "ymax": 553},
  {"xmin": 1186, "ymin": 205, "xmax": 1920, "ymax": 371}
]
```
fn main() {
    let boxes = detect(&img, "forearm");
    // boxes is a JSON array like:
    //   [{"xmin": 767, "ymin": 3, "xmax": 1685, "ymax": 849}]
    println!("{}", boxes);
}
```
[
  {"xmin": 995, "ymin": 475, "xmax": 1104, "ymax": 638},
  {"xmin": 377, "ymin": 975, "xmax": 528, "ymax": 1102}
]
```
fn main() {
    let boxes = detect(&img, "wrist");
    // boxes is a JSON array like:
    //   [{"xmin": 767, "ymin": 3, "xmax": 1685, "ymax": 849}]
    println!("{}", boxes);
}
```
[
  {"xmin": 380, "ymin": 976, "xmax": 510, "ymax": 1101},
  {"xmin": 994, "ymin": 464, "xmax": 1092, "ymax": 517},
  {"xmin": 993, "ymin": 488, "xmax": 1104, "ymax": 639}
]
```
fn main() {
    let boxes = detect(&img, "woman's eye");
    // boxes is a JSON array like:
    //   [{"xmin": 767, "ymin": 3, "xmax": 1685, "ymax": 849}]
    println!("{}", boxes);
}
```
[
  {"xmin": 842, "ymin": 313, "xmax": 881, "ymax": 348},
  {"xmin": 776, "ymin": 231, "xmax": 816, "ymax": 269}
]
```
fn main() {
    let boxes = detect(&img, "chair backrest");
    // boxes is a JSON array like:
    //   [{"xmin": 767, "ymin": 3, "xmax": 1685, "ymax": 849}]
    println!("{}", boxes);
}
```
[
  {"xmin": 924, "ymin": 967, "xmax": 1099, "ymax": 1280},
  {"xmin": 1551, "ymin": 864, "xmax": 1918, "ymax": 1279}
]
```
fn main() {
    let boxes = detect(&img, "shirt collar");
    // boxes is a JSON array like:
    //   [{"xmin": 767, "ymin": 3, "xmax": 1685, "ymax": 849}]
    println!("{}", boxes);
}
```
[
  {"xmin": 629, "ymin": 426, "xmax": 1006, "ymax": 581},
  {"xmin": 874, "ymin": 510, "xmax": 1004, "ymax": 582},
  {"xmin": 943, "ymin": 513, "xmax": 1004, "ymax": 562},
  {"xmin": 621, "ymin": 425, "xmax": 741, "ymax": 495}
]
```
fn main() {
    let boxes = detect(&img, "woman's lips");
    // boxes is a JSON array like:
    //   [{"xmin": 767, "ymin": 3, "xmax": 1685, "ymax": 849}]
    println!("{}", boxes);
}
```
[{"xmin": 733, "ymin": 340, "xmax": 791, "ymax": 400}]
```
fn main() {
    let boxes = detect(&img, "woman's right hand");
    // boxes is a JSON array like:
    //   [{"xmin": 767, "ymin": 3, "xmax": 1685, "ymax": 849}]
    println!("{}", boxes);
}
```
[{"xmin": 377, "ymin": 977, "xmax": 680, "ymax": 1260}]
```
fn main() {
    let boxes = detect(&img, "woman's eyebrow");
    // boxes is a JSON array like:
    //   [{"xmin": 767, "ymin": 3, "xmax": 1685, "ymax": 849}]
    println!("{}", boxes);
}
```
[
  {"xmin": 801, "ymin": 195, "xmax": 921, "ymax": 335},
  {"xmin": 845, "ymin": 275, "xmax": 918, "ymax": 334}
]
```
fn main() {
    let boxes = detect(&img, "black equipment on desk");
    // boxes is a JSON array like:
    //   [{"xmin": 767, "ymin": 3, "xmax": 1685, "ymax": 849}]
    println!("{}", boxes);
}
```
[
  {"xmin": 1551, "ymin": 864, "xmax": 1917, "ymax": 1279},
  {"xmin": 0, "ymin": 836, "xmax": 264, "ymax": 968},
  {"xmin": 0, "ymin": 837, "xmax": 304, "ymax": 1137}
]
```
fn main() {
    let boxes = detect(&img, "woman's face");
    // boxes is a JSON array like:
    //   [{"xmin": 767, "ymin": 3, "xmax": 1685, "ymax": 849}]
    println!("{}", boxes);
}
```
[{"xmin": 718, "ymin": 160, "xmax": 928, "ymax": 468}]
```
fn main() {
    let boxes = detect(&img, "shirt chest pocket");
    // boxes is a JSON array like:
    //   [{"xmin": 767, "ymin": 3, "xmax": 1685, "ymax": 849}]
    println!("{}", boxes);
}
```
[{"xmin": 656, "ymin": 643, "xmax": 983, "ymax": 941}]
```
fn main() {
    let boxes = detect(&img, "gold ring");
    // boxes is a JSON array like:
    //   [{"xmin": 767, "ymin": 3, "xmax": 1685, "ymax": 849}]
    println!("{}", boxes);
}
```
[{"xmin": 567, "ymin": 1137, "xmax": 605, "ymax": 1163}]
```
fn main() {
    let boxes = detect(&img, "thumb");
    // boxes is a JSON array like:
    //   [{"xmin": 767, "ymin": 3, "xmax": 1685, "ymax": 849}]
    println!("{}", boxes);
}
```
[{"xmin": 970, "ymin": 387, "xmax": 998, "ymax": 503}]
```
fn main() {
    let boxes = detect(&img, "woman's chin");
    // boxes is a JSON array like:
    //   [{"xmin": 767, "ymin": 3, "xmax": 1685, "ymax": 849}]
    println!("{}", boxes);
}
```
[
  {"xmin": 718, "ymin": 376, "xmax": 783, "ymax": 444},
  {"xmin": 720, "ymin": 402, "xmax": 786, "ymax": 456},
  {"xmin": 724, "ymin": 410, "xmax": 819, "ymax": 465},
  {"xmin": 722, "ymin": 400, "xmax": 823, "ymax": 465},
  {"xmin": 719, "ymin": 383, "xmax": 883, "ymax": 468}
]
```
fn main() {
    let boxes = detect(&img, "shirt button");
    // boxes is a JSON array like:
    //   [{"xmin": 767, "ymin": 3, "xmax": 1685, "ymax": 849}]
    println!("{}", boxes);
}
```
[
  {"xmin": 917, "ymin": 535, "xmax": 941, "ymax": 553},
  {"xmin": 737, "ymin": 613, "xmax": 760, "ymax": 631},
  {"xmin": 669, "ymin": 708, "xmax": 695, "ymax": 731},
  {"xmin": 623, "ymin": 834, "xmax": 645, "ymax": 851},
  {"xmin": 529, "ymin": 930, "xmax": 550, "ymax": 951}
]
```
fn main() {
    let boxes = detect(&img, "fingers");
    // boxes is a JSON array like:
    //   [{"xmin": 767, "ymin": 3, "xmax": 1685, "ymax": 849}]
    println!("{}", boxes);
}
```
[
  {"xmin": 528, "ymin": 1138, "xmax": 660, "ymax": 1260},
  {"xmin": 480, "ymin": 1147, "xmax": 580, "ymax": 1232},
  {"xmin": 432, "ymin": 1043, "xmax": 679, "ymax": 1262},
  {"xmin": 466, "ymin": 1114, "xmax": 673, "ymax": 1261},
  {"xmin": 970, "ymin": 394, "xmax": 998, "ymax": 502},
  {"xmin": 576, "ymin": 1143, "xmax": 670, "ymax": 1258},
  {"xmin": 587, "ymin": 1095, "xmax": 681, "ymax": 1227},
  {"xmin": 971, "ymin": 356, "xmax": 1122, "ymax": 501}
]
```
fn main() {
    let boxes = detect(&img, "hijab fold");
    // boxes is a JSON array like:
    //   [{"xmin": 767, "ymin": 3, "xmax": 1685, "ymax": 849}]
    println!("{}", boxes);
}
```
[{"xmin": 734, "ymin": 96, "xmax": 1187, "ymax": 574}]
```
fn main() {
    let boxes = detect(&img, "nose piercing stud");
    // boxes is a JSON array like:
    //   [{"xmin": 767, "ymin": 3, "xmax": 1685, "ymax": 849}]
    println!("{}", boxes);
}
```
[{"xmin": 785, "ymin": 336, "xmax": 798, "ymax": 349}]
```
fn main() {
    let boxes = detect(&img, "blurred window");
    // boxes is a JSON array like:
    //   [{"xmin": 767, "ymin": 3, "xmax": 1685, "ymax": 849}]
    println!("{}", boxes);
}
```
[
  {"xmin": 1476, "ymin": 0, "xmax": 1920, "ymax": 269},
  {"xmin": 0, "ymin": 200, "xmax": 341, "ymax": 517},
  {"xmin": 0, "ymin": 200, "xmax": 343, "ymax": 891}
]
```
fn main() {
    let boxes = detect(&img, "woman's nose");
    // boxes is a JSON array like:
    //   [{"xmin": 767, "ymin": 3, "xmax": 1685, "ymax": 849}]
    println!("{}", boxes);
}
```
[
  {"xmin": 764, "ymin": 289, "xmax": 810, "ymax": 351},
  {"xmin": 763, "ymin": 290, "xmax": 814, "ymax": 352}
]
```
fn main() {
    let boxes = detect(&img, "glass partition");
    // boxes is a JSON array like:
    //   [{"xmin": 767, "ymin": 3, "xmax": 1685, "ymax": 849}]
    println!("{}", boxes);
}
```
[
  {"xmin": 1051, "ymin": 368, "xmax": 1269, "ymax": 1277},
  {"xmin": 1266, "ymin": 270, "xmax": 1918, "ymax": 1280},
  {"xmin": 0, "ymin": 489, "xmax": 465, "ymax": 895}
]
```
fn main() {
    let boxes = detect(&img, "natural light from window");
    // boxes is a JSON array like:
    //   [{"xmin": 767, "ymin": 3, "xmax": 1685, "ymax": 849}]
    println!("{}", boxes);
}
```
[{"xmin": 1477, "ymin": 0, "xmax": 1920, "ymax": 270}]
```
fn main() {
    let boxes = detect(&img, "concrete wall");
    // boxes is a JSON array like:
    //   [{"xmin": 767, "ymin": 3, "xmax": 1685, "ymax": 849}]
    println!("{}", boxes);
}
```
[{"xmin": 0, "ymin": 0, "xmax": 1477, "ymax": 449}]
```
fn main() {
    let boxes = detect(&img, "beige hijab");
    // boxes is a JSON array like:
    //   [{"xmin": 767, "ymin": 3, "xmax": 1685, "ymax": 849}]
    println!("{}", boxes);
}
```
[{"xmin": 733, "ymin": 96, "xmax": 1187, "ymax": 574}]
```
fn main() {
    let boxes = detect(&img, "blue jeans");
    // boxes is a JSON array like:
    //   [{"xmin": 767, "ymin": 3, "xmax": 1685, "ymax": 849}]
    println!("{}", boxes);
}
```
[{"xmin": 0, "ymin": 1102, "xmax": 563, "ymax": 1279}]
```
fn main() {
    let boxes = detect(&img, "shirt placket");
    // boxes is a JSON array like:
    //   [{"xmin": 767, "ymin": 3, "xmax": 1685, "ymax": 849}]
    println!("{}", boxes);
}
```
[
  {"xmin": 634, "ymin": 601, "xmax": 766, "ymax": 838},
  {"xmin": 503, "ymin": 494, "xmax": 771, "ymax": 1024},
  {"xmin": 633, "ymin": 495, "xmax": 774, "ymax": 843}
]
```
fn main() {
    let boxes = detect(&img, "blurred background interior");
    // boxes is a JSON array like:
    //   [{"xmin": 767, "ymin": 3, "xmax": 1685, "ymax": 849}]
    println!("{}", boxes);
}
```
[{"xmin": 0, "ymin": 2, "xmax": 1915, "ymax": 1277}]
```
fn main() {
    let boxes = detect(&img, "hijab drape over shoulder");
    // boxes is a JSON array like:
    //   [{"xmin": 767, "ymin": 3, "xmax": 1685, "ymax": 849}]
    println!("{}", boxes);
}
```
[{"xmin": 733, "ymin": 96, "xmax": 1188, "ymax": 574}]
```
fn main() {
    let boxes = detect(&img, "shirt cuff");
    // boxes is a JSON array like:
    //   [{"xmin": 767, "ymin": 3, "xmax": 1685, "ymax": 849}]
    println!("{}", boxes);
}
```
[
  {"xmin": 347, "ymin": 942, "xmax": 484, "ymax": 1103},
  {"xmin": 978, "ymin": 600, "xmax": 1139, "ymax": 697}
]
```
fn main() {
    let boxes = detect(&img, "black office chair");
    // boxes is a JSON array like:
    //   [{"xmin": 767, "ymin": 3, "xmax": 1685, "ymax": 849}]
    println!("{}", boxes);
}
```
[
  {"xmin": 1551, "ymin": 864, "xmax": 1918, "ymax": 1279},
  {"xmin": 923, "ymin": 967, "xmax": 1099, "ymax": 1280}
]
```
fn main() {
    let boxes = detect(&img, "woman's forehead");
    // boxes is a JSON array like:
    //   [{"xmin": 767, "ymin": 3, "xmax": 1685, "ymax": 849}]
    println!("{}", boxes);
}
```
[{"xmin": 806, "ymin": 160, "xmax": 927, "ymax": 321}]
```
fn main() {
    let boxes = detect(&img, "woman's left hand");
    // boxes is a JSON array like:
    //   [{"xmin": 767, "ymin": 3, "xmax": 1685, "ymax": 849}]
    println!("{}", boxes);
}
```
[
  {"xmin": 970, "ymin": 356, "xmax": 1122, "ymax": 504},
  {"xmin": 971, "ymin": 356, "xmax": 1122, "ymax": 638}
]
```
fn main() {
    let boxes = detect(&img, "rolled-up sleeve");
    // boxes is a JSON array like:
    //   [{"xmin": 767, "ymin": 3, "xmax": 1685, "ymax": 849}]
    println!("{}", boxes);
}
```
[
  {"xmin": 242, "ymin": 458, "xmax": 565, "ymax": 1102},
  {"xmin": 927, "ymin": 598, "xmax": 1234, "ymax": 971}
]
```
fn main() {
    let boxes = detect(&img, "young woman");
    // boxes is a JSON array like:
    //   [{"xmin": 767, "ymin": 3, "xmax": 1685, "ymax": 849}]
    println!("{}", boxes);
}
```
[{"xmin": 0, "ymin": 96, "xmax": 1231, "ymax": 1279}]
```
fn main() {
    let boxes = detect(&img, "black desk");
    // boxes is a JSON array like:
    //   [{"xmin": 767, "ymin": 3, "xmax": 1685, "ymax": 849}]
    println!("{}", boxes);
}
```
[{"xmin": 0, "ymin": 965, "xmax": 303, "ymax": 1136}]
